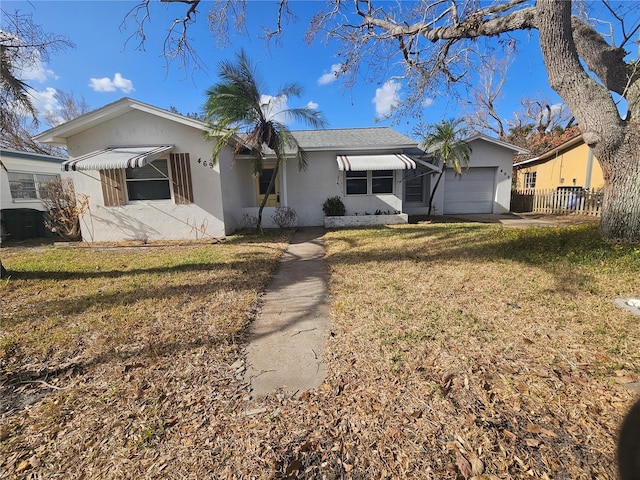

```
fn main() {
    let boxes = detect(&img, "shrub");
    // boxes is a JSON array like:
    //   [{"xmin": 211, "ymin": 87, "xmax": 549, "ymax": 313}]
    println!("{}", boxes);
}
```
[
  {"xmin": 41, "ymin": 178, "xmax": 88, "ymax": 241},
  {"xmin": 240, "ymin": 213, "xmax": 258, "ymax": 229},
  {"xmin": 272, "ymin": 207, "xmax": 298, "ymax": 228},
  {"xmin": 322, "ymin": 196, "xmax": 346, "ymax": 216}
]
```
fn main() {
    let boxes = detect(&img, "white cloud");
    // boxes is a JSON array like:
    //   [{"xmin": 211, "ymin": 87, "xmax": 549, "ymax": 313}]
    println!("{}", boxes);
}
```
[
  {"xmin": 549, "ymin": 103, "xmax": 564, "ymax": 115},
  {"xmin": 260, "ymin": 94, "xmax": 295, "ymax": 124},
  {"xmin": 28, "ymin": 87, "xmax": 63, "ymax": 124},
  {"xmin": 372, "ymin": 80, "xmax": 401, "ymax": 117},
  {"xmin": 422, "ymin": 97, "xmax": 434, "ymax": 108},
  {"xmin": 19, "ymin": 53, "xmax": 57, "ymax": 83},
  {"xmin": 306, "ymin": 101, "xmax": 319, "ymax": 110},
  {"xmin": 317, "ymin": 64, "xmax": 342, "ymax": 86},
  {"xmin": 89, "ymin": 73, "xmax": 134, "ymax": 93}
]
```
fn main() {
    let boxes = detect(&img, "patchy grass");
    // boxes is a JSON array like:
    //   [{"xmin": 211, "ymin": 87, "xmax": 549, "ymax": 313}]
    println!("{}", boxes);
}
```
[
  {"xmin": 1, "ymin": 223, "xmax": 639, "ymax": 479},
  {"xmin": 320, "ymin": 223, "xmax": 640, "ymax": 478}
]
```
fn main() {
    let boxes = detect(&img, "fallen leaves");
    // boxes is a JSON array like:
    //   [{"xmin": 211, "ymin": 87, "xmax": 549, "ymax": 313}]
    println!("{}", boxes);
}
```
[{"xmin": 2, "ymin": 224, "xmax": 639, "ymax": 478}]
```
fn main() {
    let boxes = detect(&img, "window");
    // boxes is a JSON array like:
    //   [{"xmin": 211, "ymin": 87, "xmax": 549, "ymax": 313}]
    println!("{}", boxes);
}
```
[
  {"xmin": 101, "ymin": 154, "xmax": 193, "ymax": 207},
  {"xmin": 524, "ymin": 171, "xmax": 537, "ymax": 189},
  {"xmin": 7, "ymin": 172, "xmax": 59, "ymax": 200},
  {"xmin": 404, "ymin": 169, "xmax": 424, "ymax": 203},
  {"xmin": 125, "ymin": 159, "xmax": 171, "ymax": 201},
  {"xmin": 346, "ymin": 171, "xmax": 367, "ymax": 195},
  {"xmin": 345, "ymin": 170, "xmax": 395, "ymax": 195},
  {"xmin": 258, "ymin": 168, "xmax": 276, "ymax": 195},
  {"xmin": 372, "ymin": 170, "xmax": 393, "ymax": 194}
]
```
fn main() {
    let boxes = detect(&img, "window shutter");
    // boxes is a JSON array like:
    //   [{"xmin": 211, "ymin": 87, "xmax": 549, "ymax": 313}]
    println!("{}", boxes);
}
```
[
  {"xmin": 170, "ymin": 153, "xmax": 194, "ymax": 204},
  {"xmin": 100, "ymin": 169, "xmax": 125, "ymax": 206}
]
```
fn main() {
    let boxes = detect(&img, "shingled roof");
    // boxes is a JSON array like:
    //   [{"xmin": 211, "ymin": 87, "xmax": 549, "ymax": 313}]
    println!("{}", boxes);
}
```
[
  {"xmin": 513, "ymin": 126, "xmax": 582, "ymax": 164},
  {"xmin": 290, "ymin": 127, "xmax": 417, "ymax": 151}
]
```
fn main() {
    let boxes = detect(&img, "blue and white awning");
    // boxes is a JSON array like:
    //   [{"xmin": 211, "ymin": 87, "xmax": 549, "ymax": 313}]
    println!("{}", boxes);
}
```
[{"xmin": 62, "ymin": 145, "xmax": 174, "ymax": 171}]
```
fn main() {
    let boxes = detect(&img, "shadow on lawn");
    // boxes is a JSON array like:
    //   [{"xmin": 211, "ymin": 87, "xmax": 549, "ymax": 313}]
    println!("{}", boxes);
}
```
[
  {"xmin": 327, "ymin": 223, "xmax": 638, "ymax": 293},
  {"xmin": 2, "ymin": 273, "xmax": 260, "ymax": 328},
  {"xmin": 5, "ymin": 250, "xmax": 275, "ymax": 281},
  {"xmin": 331, "ymin": 223, "xmax": 634, "ymax": 267},
  {"xmin": 0, "ymin": 322, "xmax": 241, "ymax": 416}
]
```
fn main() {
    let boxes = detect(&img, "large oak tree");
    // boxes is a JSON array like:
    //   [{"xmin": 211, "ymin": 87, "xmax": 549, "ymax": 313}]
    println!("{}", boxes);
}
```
[{"xmin": 131, "ymin": 0, "xmax": 639, "ymax": 241}]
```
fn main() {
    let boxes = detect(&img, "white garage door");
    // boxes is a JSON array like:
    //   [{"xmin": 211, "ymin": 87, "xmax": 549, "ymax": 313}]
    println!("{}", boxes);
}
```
[{"xmin": 443, "ymin": 167, "xmax": 496, "ymax": 214}]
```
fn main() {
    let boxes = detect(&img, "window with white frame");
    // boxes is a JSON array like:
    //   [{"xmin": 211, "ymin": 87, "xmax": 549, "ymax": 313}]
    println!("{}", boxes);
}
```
[
  {"xmin": 125, "ymin": 159, "xmax": 171, "ymax": 201},
  {"xmin": 524, "ymin": 171, "xmax": 537, "ymax": 189},
  {"xmin": 345, "ymin": 170, "xmax": 394, "ymax": 195},
  {"xmin": 7, "ymin": 172, "xmax": 60, "ymax": 200}
]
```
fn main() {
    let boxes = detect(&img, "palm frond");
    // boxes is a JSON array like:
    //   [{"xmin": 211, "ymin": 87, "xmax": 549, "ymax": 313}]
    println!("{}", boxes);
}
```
[
  {"xmin": 203, "ymin": 48, "xmax": 327, "ymax": 192},
  {"xmin": 420, "ymin": 118, "xmax": 471, "ymax": 175},
  {"xmin": 0, "ymin": 45, "xmax": 38, "ymax": 122},
  {"xmin": 276, "ymin": 82, "xmax": 304, "ymax": 99},
  {"xmin": 283, "ymin": 107, "xmax": 328, "ymax": 130},
  {"xmin": 206, "ymin": 126, "xmax": 239, "ymax": 164}
]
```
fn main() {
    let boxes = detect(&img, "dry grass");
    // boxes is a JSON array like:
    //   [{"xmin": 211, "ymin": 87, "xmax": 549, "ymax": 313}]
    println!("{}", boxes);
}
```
[{"xmin": 1, "ymin": 223, "xmax": 639, "ymax": 479}]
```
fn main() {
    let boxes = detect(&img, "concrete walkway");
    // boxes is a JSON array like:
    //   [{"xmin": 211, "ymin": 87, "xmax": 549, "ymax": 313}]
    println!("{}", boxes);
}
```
[{"xmin": 244, "ymin": 228, "xmax": 329, "ymax": 399}]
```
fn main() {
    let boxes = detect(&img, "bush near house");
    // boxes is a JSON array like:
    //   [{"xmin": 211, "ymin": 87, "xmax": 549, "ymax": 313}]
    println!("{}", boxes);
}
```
[
  {"xmin": 322, "ymin": 196, "xmax": 346, "ymax": 216},
  {"xmin": 0, "ymin": 223, "xmax": 638, "ymax": 478}
]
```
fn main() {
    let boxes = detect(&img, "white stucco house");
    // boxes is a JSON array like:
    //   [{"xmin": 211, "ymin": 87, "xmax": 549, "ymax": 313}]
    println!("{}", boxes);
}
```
[
  {"xmin": 33, "ymin": 98, "xmax": 525, "ymax": 242},
  {"xmin": 1, "ymin": 149, "xmax": 67, "ymax": 241}
]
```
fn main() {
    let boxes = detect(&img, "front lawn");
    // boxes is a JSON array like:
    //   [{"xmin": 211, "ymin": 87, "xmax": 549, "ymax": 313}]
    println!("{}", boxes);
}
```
[{"xmin": 1, "ymin": 223, "xmax": 638, "ymax": 478}]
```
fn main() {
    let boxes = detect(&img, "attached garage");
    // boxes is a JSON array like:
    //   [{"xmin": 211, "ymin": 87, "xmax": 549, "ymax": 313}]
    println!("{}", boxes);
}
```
[{"xmin": 443, "ymin": 167, "xmax": 496, "ymax": 214}]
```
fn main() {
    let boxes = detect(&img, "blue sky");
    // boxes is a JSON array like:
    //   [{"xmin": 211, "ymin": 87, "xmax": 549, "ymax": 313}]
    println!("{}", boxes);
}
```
[{"xmin": 4, "ymin": 0, "xmax": 565, "ymax": 138}]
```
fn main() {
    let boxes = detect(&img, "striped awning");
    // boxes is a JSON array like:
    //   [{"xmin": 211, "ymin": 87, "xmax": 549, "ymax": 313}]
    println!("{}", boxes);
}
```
[
  {"xmin": 62, "ymin": 145, "xmax": 175, "ymax": 172},
  {"xmin": 336, "ymin": 153, "xmax": 417, "ymax": 171}
]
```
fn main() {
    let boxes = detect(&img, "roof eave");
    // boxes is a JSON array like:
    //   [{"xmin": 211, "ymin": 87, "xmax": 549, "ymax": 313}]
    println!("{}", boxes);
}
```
[
  {"xmin": 465, "ymin": 133, "xmax": 530, "ymax": 154},
  {"xmin": 34, "ymin": 97, "xmax": 210, "ymax": 144}
]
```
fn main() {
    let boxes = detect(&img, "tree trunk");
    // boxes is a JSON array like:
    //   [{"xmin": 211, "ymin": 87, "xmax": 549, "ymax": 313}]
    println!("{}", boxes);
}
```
[
  {"xmin": 536, "ymin": 0, "xmax": 640, "ymax": 242},
  {"xmin": 0, "ymin": 259, "xmax": 7, "ymax": 279},
  {"xmin": 428, "ymin": 169, "xmax": 445, "ymax": 217},
  {"xmin": 256, "ymin": 159, "xmax": 281, "ymax": 231},
  {"xmin": 598, "ymin": 128, "xmax": 640, "ymax": 242}
]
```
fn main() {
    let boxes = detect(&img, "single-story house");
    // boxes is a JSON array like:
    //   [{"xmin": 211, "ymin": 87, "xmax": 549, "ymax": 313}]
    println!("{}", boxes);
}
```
[
  {"xmin": 1, "ymin": 149, "xmax": 67, "ymax": 241},
  {"xmin": 513, "ymin": 131, "xmax": 603, "ymax": 192},
  {"xmin": 34, "ymin": 98, "xmax": 526, "ymax": 242}
]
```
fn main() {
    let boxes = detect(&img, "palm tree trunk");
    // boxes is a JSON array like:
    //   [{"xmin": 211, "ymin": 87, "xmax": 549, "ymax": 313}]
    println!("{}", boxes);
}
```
[
  {"xmin": 256, "ymin": 159, "xmax": 281, "ymax": 231},
  {"xmin": 428, "ymin": 169, "xmax": 445, "ymax": 217},
  {"xmin": 1, "ymin": 259, "xmax": 7, "ymax": 279}
]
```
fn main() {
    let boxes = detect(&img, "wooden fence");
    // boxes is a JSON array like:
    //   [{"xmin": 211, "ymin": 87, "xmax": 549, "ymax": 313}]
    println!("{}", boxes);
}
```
[{"xmin": 511, "ymin": 188, "xmax": 604, "ymax": 216}]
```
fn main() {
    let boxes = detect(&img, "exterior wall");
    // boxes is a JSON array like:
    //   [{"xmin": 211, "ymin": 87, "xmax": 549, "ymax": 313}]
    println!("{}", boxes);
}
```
[
  {"xmin": 515, "ymin": 142, "xmax": 604, "ymax": 191},
  {"xmin": 465, "ymin": 139, "xmax": 514, "ymax": 214},
  {"xmin": 66, "ymin": 110, "xmax": 227, "ymax": 242},
  {"xmin": 0, "ymin": 151, "xmax": 65, "ymax": 212},
  {"xmin": 284, "ymin": 151, "xmax": 342, "ymax": 226},
  {"xmin": 218, "ymin": 146, "xmax": 253, "ymax": 233},
  {"xmin": 1, "ymin": 151, "xmax": 67, "ymax": 241},
  {"xmin": 408, "ymin": 138, "xmax": 515, "ymax": 215},
  {"xmin": 285, "ymin": 150, "xmax": 404, "ymax": 226}
]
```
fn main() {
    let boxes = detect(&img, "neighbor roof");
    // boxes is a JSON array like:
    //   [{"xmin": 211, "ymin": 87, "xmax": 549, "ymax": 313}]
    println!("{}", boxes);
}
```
[
  {"xmin": 513, "ymin": 131, "xmax": 584, "ymax": 168},
  {"xmin": 33, "ymin": 98, "xmax": 208, "ymax": 146},
  {"xmin": 0, "ymin": 148, "xmax": 68, "ymax": 163}
]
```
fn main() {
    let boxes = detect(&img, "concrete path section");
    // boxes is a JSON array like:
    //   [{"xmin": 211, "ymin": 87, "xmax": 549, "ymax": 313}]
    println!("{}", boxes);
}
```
[{"xmin": 244, "ymin": 228, "xmax": 329, "ymax": 399}]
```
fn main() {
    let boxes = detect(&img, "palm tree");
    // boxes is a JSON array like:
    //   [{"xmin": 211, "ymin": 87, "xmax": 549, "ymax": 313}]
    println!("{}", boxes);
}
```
[
  {"xmin": 421, "ymin": 118, "xmax": 472, "ymax": 217},
  {"xmin": 203, "ymin": 49, "xmax": 327, "ymax": 229}
]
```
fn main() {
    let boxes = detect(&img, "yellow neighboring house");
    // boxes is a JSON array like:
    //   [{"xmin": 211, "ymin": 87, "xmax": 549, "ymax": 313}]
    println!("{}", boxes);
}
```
[{"xmin": 513, "ymin": 134, "xmax": 604, "ymax": 192}]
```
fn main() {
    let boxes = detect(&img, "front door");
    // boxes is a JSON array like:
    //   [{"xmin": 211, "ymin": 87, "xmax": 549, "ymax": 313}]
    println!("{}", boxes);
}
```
[{"xmin": 256, "ymin": 167, "xmax": 280, "ymax": 207}]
